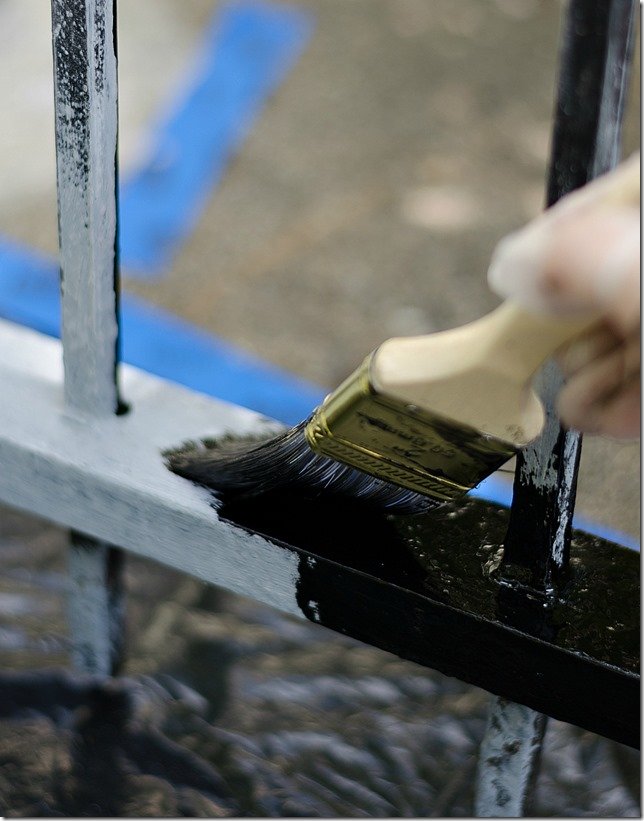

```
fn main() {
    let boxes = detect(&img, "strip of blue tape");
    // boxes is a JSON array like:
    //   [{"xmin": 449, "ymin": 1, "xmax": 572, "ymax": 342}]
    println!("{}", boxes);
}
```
[
  {"xmin": 469, "ymin": 477, "xmax": 639, "ymax": 551},
  {"xmin": 118, "ymin": 0, "xmax": 314, "ymax": 277},
  {"xmin": 0, "ymin": 239, "xmax": 324, "ymax": 426},
  {"xmin": 0, "ymin": 239, "xmax": 638, "ymax": 551}
]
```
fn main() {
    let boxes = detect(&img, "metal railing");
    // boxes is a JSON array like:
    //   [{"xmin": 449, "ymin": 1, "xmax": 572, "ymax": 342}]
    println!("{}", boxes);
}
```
[{"xmin": 0, "ymin": 0, "xmax": 638, "ymax": 816}]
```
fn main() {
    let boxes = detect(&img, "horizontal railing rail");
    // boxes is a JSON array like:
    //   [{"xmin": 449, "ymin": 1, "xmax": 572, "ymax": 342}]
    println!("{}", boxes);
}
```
[{"xmin": 0, "ymin": 318, "xmax": 638, "ymax": 750}]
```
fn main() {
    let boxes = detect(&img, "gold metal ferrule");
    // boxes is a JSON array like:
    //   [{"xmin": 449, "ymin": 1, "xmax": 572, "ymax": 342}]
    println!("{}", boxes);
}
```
[{"xmin": 304, "ymin": 352, "xmax": 515, "ymax": 502}]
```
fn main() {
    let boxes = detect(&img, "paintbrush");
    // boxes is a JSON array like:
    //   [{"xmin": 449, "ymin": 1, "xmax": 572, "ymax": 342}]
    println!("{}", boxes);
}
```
[
  {"xmin": 167, "ymin": 162, "xmax": 638, "ymax": 515},
  {"xmin": 167, "ymin": 304, "xmax": 595, "ymax": 514}
]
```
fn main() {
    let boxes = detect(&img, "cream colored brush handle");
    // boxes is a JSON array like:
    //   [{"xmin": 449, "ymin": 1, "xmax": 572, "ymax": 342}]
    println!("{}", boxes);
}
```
[
  {"xmin": 374, "ymin": 301, "xmax": 597, "ymax": 391},
  {"xmin": 463, "ymin": 300, "xmax": 598, "ymax": 378},
  {"xmin": 372, "ymin": 302, "xmax": 599, "ymax": 445}
]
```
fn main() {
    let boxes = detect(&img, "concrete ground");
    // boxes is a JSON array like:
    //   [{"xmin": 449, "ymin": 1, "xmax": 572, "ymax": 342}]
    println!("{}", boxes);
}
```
[{"xmin": 0, "ymin": 0, "xmax": 639, "ymax": 539}]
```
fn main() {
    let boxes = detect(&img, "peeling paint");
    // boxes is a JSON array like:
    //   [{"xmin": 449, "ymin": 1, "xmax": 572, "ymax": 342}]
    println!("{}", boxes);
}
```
[
  {"xmin": 517, "ymin": 363, "xmax": 563, "ymax": 493},
  {"xmin": 50, "ymin": 0, "xmax": 123, "ymax": 677},
  {"xmin": 51, "ymin": 0, "xmax": 120, "ymax": 417},
  {"xmin": 475, "ymin": 697, "xmax": 546, "ymax": 817}
]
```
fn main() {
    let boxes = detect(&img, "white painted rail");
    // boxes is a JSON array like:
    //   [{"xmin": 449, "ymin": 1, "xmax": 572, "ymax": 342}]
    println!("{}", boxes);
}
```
[{"xmin": 0, "ymin": 318, "xmax": 304, "ymax": 619}]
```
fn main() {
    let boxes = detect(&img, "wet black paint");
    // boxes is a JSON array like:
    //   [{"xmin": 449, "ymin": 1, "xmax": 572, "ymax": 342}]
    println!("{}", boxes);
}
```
[
  {"xmin": 218, "ymin": 494, "xmax": 638, "ymax": 672},
  {"xmin": 216, "ymin": 492, "xmax": 639, "ymax": 747},
  {"xmin": 218, "ymin": 493, "xmax": 426, "ymax": 594}
]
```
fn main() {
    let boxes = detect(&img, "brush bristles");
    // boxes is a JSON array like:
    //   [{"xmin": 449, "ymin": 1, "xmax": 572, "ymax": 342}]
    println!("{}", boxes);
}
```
[{"xmin": 167, "ymin": 419, "xmax": 436, "ymax": 515}]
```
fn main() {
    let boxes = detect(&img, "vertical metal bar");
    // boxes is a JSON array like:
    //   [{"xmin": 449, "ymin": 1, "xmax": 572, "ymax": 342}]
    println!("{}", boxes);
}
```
[
  {"xmin": 475, "ymin": 699, "xmax": 547, "ymax": 817},
  {"xmin": 52, "ymin": 0, "xmax": 121, "ymax": 415},
  {"xmin": 51, "ymin": 0, "xmax": 124, "ymax": 675},
  {"xmin": 67, "ymin": 534, "xmax": 125, "ymax": 673},
  {"xmin": 475, "ymin": 0, "xmax": 636, "ymax": 816},
  {"xmin": 500, "ymin": 0, "xmax": 636, "ymax": 602},
  {"xmin": 502, "ymin": 0, "xmax": 636, "ymax": 593}
]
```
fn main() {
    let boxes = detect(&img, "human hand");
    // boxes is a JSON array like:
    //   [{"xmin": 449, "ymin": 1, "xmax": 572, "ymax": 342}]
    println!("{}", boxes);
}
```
[{"xmin": 487, "ymin": 154, "xmax": 640, "ymax": 439}]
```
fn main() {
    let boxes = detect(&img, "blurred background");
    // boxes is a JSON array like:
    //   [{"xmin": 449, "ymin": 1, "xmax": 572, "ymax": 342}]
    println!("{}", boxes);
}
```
[{"xmin": 0, "ymin": 0, "xmax": 640, "ymax": 816}]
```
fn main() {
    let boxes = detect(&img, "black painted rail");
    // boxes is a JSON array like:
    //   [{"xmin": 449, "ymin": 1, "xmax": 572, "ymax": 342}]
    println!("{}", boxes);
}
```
[{"xmin": 220, "ymin": 494, "xmax": 639, "ymax": 750}]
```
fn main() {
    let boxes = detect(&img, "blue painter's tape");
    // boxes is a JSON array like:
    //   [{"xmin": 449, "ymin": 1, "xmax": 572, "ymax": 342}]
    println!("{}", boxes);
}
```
[
  {"xmin": 119, "ymin": 294, "xmax": 325, "ymax": 426},
  {"xmin": 0, "ymin": 237, "xmax": 638, "ymax": 550},
  {"xmin": 0, "ymin": 239, "xmax": 324, "ymax": 426},
  {"xmin": 119, "ymin": 0, "xmax": 314, "ymax": 277},
  {"xmin": 0, "ymin": 241, "xmax": 61, "ymax": 338},
  {"xmin": 471, "ymin": 474, "xmax": 640, "ymax": 551}
]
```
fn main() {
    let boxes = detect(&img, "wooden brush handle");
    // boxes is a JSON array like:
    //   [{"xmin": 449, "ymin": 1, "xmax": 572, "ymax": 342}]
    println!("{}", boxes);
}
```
[
  {"xmin": 372, "ymin": 303, "xmax": 598, "ymax": 446},
  {"xmin": 454, "ymin": 300, "xmax": 598, "ymax": 377}
]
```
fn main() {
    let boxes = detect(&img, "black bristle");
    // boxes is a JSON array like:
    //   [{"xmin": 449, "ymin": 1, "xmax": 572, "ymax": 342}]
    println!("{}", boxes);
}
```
[{"xmin": 166, "ymin": 419, "xmax": 437, "ymax": 515}]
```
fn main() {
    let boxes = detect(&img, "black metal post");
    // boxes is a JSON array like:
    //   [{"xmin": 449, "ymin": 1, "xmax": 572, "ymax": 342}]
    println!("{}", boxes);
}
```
[
  {"xmin": 475, "ymin": 1, "xmax": 637, "ymax": 815},
  {"xmin": 500, "ymin": 0, "xmax": 637, "ymax": 609}
]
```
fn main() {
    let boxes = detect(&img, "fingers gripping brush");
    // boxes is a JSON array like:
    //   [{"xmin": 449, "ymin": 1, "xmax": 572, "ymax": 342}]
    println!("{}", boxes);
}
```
[{"xmin": 167, "ymin": 160, "xmax": 639, "ymax": 515}]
